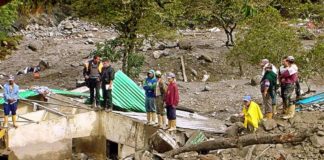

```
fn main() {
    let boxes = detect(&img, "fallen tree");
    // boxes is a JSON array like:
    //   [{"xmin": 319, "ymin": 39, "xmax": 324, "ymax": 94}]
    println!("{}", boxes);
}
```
[{"xmin": 163, "ymin": 130, "xmax": 313, "ymax": 157}]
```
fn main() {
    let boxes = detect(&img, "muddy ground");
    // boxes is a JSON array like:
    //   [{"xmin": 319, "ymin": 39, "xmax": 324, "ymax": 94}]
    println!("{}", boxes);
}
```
[{"xmin": 1, "ymin": 16, "xmax": 324, "ymax": 159}]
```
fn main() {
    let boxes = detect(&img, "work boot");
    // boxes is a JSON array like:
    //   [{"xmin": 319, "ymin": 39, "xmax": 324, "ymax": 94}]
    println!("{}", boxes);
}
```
[
  {"xmin": 283, "ymin": 105, "xmax": 295, "ymax": 119},
  {"xmin": 3, "ymin": 116, "xmax": 8, "ymax": 128},
  {"xmin": 12, "ymin": 115, "xmax": 18, "ymax": 128},
  {"xmin": 157, "ymin": 115, "xmax": 163, "ymax": 128},
  {"xmin": 272, "ymin": 105, "xmax": 277, "ymax": 115},
  {"xmin": 151, "ymin": 112, "xmax": 157, "ymax": 125},
  {"xmin": 167, "ymin": 120, "xmax": 177, "ymax": 131},
  {"xmin": 162, "ymin": 115, "xmax": 167, "ymax": 129},
  {"xmin": 146, "ymin": 112, "xmax": 151, "ymax": 124}
]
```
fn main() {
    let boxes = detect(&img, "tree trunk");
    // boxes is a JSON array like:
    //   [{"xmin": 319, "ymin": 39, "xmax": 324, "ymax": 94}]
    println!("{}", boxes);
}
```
[{"xmin": 163, "ymin": 130, "xmax": 312, "ymax": 157}]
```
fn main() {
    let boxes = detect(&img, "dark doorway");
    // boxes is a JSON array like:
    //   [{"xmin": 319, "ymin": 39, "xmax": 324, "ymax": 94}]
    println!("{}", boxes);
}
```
[{"xmin": 106, "ymin": 140, "xmax": 118, "ymax": 160}]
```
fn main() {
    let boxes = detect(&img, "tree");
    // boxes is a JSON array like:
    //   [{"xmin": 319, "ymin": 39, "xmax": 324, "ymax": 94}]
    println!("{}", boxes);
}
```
[
  {"xmin": 73, "ymin": 0, "xmax": 181, "ymax": 75},
  {"xmin": 228, "ymin": 7, "xmax": 301, "ymax": 75}
]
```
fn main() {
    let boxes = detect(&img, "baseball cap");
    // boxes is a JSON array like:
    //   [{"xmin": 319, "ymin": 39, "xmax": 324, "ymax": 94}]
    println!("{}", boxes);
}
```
[
  {"xmin": 167, "ymin": 72, "xmax": 176, "ymax": 78},
  {"xmin": 243, "ymin": 96, "xmax": 251, "ymax": 102},
  {"xmin": 287, "ymin": 56, "xmax": 295, "ymax": 62},
  {"xmin": 261, "ymin": 59, "xmax": 269, "ymax": 66},
  {"xmin": 8, "ymin": 75, "xmax": 14, "ymax": 81},
  {"xmin": 148, "ymin": 69, "xmax": 155, "ymax": 74}
]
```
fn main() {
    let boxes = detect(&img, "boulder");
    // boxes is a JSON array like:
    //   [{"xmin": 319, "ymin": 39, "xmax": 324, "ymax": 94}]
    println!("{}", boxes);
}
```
[
  {"xmin": 175, "ymin": 151, "xmax": 199, "ymax": 159},
  {"xmin": 202, "ymin": 85, "xmax": 211, "ymax": 92},
  {"xmin": 64, "ymin": 22, "xmax": 73, "ymax": 30},
  {"xmin": 92, "ymin": 27, "xmax": 99, "ymax": 31},
  {"xmin": 28, "ymin": 42, "xmax": 41, "ymax": 51},
  {"xmin": 198, "ymin": 55, "xmax": 213, "ymax": 63},
  {"xmin": 76, "ymin": 153, "xmax": 88, "ymax": 160},
  {"xmin": 179, "ymin": 40, "xmax": 192, "ymax": 50},
  {"xmin": 310, "ymin": 135, "xmax": 324, "ymax": 148},
  {"xmin": 153, "ymin": 42, "xmax": 165, "ymax": 50},
  {"xmin": 202, "ymin": 74, "xmax": 210, "ymax": 82},
  {"xmin": 251, "ymin": 75, "xmax": 262, "ymax": 86},
  {"xmin": 149, "ymin": 129, "xmax": 178, "ymax": 153},
  {"xmin": 2, "ymin": 41, "xmax": 8, "ymax": 46},
  {"xmin": 225, "ymin": 122, "xmax": 244, "ymax": 137},
  {"xmin": 86, "ymin": 39, "xmax": 94, "ymax": 45},
  {"xmin": 262, "ymin": 119, "xmax": 277, "ymax": 131},
  {"xmin": 153, "ymin": 50, "xmax": 163, "ymax": 59},
  {"xmin": 318, "ymin": 131, "xmax": 324, "ymax": 137}
]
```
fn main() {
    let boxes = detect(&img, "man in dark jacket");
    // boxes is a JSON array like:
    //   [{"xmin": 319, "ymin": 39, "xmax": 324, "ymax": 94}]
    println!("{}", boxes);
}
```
[
  {"xmin": 83, "ymin": 55, "xmax": 103, "ymax": 108},
  {"xmin": 261, "ymin": 64, "xmax": 277, "ymax": 119},
  {"xmin": 101, "ymin": 58, "xmax": 115, "ymax": 112}
]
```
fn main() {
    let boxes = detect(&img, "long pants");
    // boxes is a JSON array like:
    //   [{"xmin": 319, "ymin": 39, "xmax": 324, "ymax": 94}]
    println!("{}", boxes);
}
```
[
  {"xmin": 89, "ymin": 78, "xmax": 100, "ymax": 105},
  {"xmin": 281, "ymin": 84, "xmax": 295, "ymax": 109},
  {"xmin": 145, "ymin": 97, "xmax": 156, "ymax": 112},
  {"xmin": 262, "ymin": 93, "xmax": 272, "ymax": 114},
  {"xmin": 156, "ymin": 96, "xmax": 165, "ymax": 115},
  {"xmin": 102, "ymin": 84, "xmax": 112, "ymax": 109},
  {"xmin": 270, "ymin": 89, "xmax": 276, "ymax": 106},
  {"xmin": 295, "ymin": 80, "xmax": 301, "ymax": 97},
  {"xmin": 166, "ymin": 105, "xmax": 176, "ymax": 120}
]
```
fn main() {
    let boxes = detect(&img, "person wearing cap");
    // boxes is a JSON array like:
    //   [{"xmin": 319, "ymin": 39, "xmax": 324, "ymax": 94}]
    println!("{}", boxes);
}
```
[
  {"xmin": 165, "ymin": 72, "xmax": 179, "ymax": 131},
  {"xmin": 3, "ymin": 75, "xmax": 19, "ymax": 128},
  {"xmin": 260, "ymin": 59, "xmax": 278, "ymax": 116},
  {"xmin": 83, "ymin": 55, "xmax": 103, "ymax": 108},
  {"xmin": 143, "ymin": 69, "xmax": 157, "ymax": 125},
  {"xmin": 241, "ymin": 96, "xmax": 263, "ymax": 132},
  {"xmin": 155, "ymin": 71, "xmax": 167, "ymax": 128},
  {"xmin": 279, "ymin": 56, "xmax": 298, "ymax": 119},
  {"xmin": 287, "ymin": 56, "xmax": 302, "ymax": 99},
  {"xmin": 101, "ymin": 58, "xmax": 115, "ymax": 112}
]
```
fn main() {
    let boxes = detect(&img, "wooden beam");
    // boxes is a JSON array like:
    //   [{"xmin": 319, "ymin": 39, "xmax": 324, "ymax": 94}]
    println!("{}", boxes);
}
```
[
  {"xmin": 180, "ymin": 56, "xmax": 188, "ymax": 82},
  {"xmin": 33, "ymin": 102, "xmax": 66, "ymax": 117}
]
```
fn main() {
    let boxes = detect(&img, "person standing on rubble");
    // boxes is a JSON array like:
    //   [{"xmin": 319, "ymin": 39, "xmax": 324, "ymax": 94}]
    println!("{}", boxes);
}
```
[
  {"xmin": 260, "ymin": 59, "xmax": 278, "ymax": 115},
  {"xmin": 101, "ymin": 58, "xmax": 115, "ymax": 112},
  {"xmin": 83, "ymin": 55, "xmax": 103, "ymax": 108},
  {"xmin": 143, "ymin": 70, "xmax": 157, "ymax": 125},
  {"xmin": 165, "ymin": 73, "xmax": 179, "ymax": 131},
  {"xmin": 287, "ymin": 56, "xmax": 302, "ymax": 99},
  {"xmin": 155, "ymin": 71, "xmax": 167, "ymax": 128},
  {"xmin": 3, "ymin": 75, "xmax": 19, "ymax": 128},
  {"xmin": 241, "ymin": 96, "xmax": 263, "ymax": 132},
  {"xmin": 279, "ymin": 56, "xmax": 298, "ymax": 119},
  {"xmin": 260, "ymin": 60, "xmax": 277, "ymax": 119}
]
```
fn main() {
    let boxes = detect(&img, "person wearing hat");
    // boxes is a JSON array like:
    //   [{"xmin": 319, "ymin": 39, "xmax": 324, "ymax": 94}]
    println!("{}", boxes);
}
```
[
  {"xmin": 3, "ymin": 75, "xmax": 20, "ymax": 128},
  {"xmin": 165, "ymin": 72, "xmax": 179, "ymax": 131},
  {"xmin": 279, "ymin": 56, "xmax": 298, "ymax": 119},
  {"xmin": 287, "ymin": 56, "xmax": 302, "ymax": 99},
  {"xmin": 143, "ymin": 69, "xmax": 157, "ymax": 125},
  {"xmin": 155, "ymin": 71, "xmax": 167, "ymax": 128},
  {"xmin": 101, "ymin": 58, "xmax": 115, "ymax": 112},
  {"xmin": 241, "ymin": 96, "xmax": 263, "ymax": 132},
  {"xmin": 260, "ymin": 59, "xmax": 278, "ymax": 116}
]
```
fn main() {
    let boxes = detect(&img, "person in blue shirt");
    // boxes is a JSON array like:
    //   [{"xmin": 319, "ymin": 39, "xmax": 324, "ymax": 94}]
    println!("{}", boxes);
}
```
[
  {"xmin": 143, "ymin": 69, "xmax": 157, "ymax": 125},
  {"xmin": 3, "ymin": 75, "xmax": 19, "ymax": 128}
]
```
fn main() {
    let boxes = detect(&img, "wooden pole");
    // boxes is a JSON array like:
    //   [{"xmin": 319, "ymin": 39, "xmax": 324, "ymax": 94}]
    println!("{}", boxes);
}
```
[{"xmin": 180, "ymin": 56, "xmax": 188, "ymax": 82}]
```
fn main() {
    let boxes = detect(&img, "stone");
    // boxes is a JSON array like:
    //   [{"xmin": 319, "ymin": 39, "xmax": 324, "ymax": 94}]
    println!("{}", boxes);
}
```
[
  {"xmin": 190, "ymin": 68, "xmax": 198, "ymax": 77},
  {"xmin": 262, "ymin": 119, "xmax": 277, "ymax": 131},
  {"xmin": 317, "ymin": 131, "xmax": 324, "ymax": 136},
  {"xmin": 202, "ymin": 85, "xmax": 211, "ymax": 91},
  {"xmin": 28, "ymin": 42, "xmax": 41, "ymax": 51},
  {"xmin": 76, "ymin": 153, "xmax": 88, "ymax": 160},
  {"xmin": 92, "ymin": 27, "xmax": 99, "ymax": 31},
  {"xmin": 86, "ymin": 39, "xmax": 94, "ymax": 45},
  {"xmin": 198, "ymin": 55, "xmax": 213, "ymax": 63},
  {"xmin": 64, "ymin": 22, "xmax": 73, "ymax": 30},
  {"xmin": 2, "ymin": 41, "xmax": 8, "ymax": 46},
  {"xmin": 319, "ymin": 148, "xmax": 324, "ymax": 154},
  {"xmin": 134, "ymin": 150, "xmax": 153, "ymax": 160},
  {"xmin": 202, "ymin": 74, "xmax": 210, "ymax": 82},
  {"xmin": 208, "ymin": 27, "xmax": 221, "ymax": 33},
  {"xmin": 39, "ymin": 60, "xmax": 50, "ymax": 69},
  {"xmin": 178, "ymin": 40, "xmax": 192, "ymax": 50},
  {"xmin": 276, "ymin": 144, "xmax": 284, "ymax": 149},
  {"xmin": 149, "ymin": 130, "xmax": 178, "ymax": 153},
  {"xmin": 225, "ymin": 122, "xmax": 244, "ymax": 137},
  {"xmin": 153, "ymin": 42, "xmax": 165, "ymax": 50},
  {"xmin": 251, "ymin": 75, "xmax": 262, "ymax": 86},
  {"xmin": 311, "ymin": 135, "xmax": 324, "ymax": 148},
  {"xmin": 164, "ymin": 40, "xmax": 178, "ymax": 48},
  {"xmin": 153, "ymin": 50, "xmax": 163, "ymax": 59},
  {"xmin": 198, "ymin": 154, "xmax": 221, "ymax": 160},
  {"xmin": 71, "ymin": 63, "xmax": 79, "ymax": 67}
]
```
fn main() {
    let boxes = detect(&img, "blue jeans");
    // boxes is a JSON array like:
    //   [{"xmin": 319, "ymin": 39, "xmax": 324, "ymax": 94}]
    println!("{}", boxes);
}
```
[
  {"xmin": 145, "ymin": 97, "xmax": 156, "ymax": 112},
  {"xmin": 166, "ymin": 105, "xmax": 176, "ymax": 120},
  {"xmin": 4, "ymin": 101, "xmax": 18, "ymax": 116}
]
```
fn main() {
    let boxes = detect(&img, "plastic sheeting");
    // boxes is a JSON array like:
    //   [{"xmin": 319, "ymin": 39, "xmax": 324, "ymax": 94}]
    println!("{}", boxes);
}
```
[{"xmin": 296, "ymin": 92, "xmax": 324, "ymax": 105}]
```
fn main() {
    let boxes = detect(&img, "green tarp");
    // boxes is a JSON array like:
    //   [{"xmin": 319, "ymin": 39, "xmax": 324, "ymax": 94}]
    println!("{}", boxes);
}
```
[{"xmin": 0, "ymin": 71, "xmax": 146, "ymax": 112}]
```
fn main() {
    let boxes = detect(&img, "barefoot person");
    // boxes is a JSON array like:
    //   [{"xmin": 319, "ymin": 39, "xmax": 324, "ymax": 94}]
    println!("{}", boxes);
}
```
[
  {"xmin": 165, "ymin": 73, "xmax": 179, "ymax": 131},
  {"xmin": 3, "ymin": 75, "xmax": 19, "ymax": 128}
]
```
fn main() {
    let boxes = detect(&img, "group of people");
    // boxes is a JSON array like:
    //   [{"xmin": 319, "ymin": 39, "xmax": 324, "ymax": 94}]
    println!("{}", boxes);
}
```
[
  {"xmin": 143, "ymin": 70, "xmax": 179, "ymax": 131},
  {"xmin": 83, "ymin": 55, "xmax": 115, "ymax": 112},
  {"xmin": 241, "ymin": 56, "xmax": 301, "ymax": 131}
]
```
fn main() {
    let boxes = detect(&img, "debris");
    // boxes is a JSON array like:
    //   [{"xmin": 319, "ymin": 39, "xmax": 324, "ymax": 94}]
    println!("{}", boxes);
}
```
[
  {"xmin": 175, "ymin": 151, "xmax": 198, "ymax": 159},
  {"xmin": 86, "ymin": 38, "xmax": 94, "ymax": 45},
  {"xmin": 202, "ymin": 85, "xmax": 211, "ymax": 92},
  {"xmin": 185, "ymin": 131, "xmax": 207, "ymax": 147},
  {"xmin": 64, "ymin": 22, "xmax": 73, "ymax": 30},
  {"xmin": 92, "ymin": 27, "xmax": 99, "ymax": 31},
  {"xmin": 262, "ymin": 119, "xmax": 277, "ymax": 131},
  {"xmin": 149, "ymin": 129, "xmax": 179, "ymax": 153},
  {"xmin": 250, "ymin": 75, "xmax": 262, "ymax": 86},
  {"xmin": 153, "ymin": 50, "xmax": 163, "ymax": 59},
  {"xmin": 2, "ymin": 41, "xmax": 8, "ymax": 46},
  {"xmin": 163, "ymin": 130, "xmax": 312, "ymax": 157},
  {"xmin": 208, "ymin": 27, "xmax": 221, "ymax": 33},
  {"xmin": 198, "ymin": 154, "xmax": 221, "ymax": 160},
  {"xmin": 245, "ymin": 145, "xmax": 256, "ymax": 160},
  {"xmin": 318, "ymin": 131, "xmax": 324, "ymax": 137},
  {"xmin": 178, "ymin": 40, "xmax": 192, "ymax": 50},
  {"xmin": 310, "ymin": 135, "xmax": 324, "ymax": 147},
  {"xmin": 225, "ymin": 122, "xmax": 244, "ymax": 137},
  {"xmin": 202, "ymin": 74, "xmax": 210, "ymax": 82},
  {"xmin": 134, "ymin": 150, "xmax": 154, "ymax": 160},
  {"xmin": 28, "ymin": 42, "xmax": 41, "ymax": 51},
  {"xmin": 180, "ymin": 56, "xmax": 188, "ymax": 82},
  {"xmin": 190, "ymin": 68, "xmax": 198, "ymax": 77}
]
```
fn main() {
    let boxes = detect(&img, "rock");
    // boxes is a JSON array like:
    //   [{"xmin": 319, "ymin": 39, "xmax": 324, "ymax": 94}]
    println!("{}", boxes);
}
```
[
  {"xmin": 28, "ymin": 42, "xmax": 41, "ymax": 51},
  {"xmin": 149, "ymin": 130, "xmax": 178, "ymax": 153},
  {"xmin": 198, "ymin": 55, "xmax": 213, "ymax": 63},
  {"xmin": 83, "ymin": 33, "xmax": 94, "ymax": 38},
  {"xmin": 230, "ymin": 115, "xmax": 244, "ymax": 123},
  {"xmin": 153, "ymin": 50, "xmax": 163, "ymax": 59},
  {"xmin": 177, "ymin": 72, "xmax": 184, "ymax": 81},
  {"xmin": 202, "ymin": 86, "xmax": 211, "ymax": 91},
  {"xmin": 317, "ymin": 131, "xmax": 324, "ymax": 136},
  {"xmin": 64, "ymin": 22, "xmax": 73, "ymax": 30},
  {"xmin": 86, "ymin": 39, "xmax": 94, "ymax": 45},
  {"xmin": 251, "ymin": 75, "xmax": 262, "ymax": 86},
  {"xmin": 225, "ymin": 122, "xmax": 244, "ymax": 137},
  {"xmin": 164, "ymin": 40, "xmax": 178, "ymax": 48},
  {"xmin": 178, "ymin": 40, "xmax": 192, "ymax": 50},
  {"xmin": 198, "ymin": 154, "xmax": 221, "ymax": 160},
  {"xmin": 92, "ymin": 27, "xmax": 99, "ymax": 31},
  {"xmin": 276, "ymin": 144, "xmax": 284, "ymax": 149},
  {"xmin": 190, "ymin": 68, "xmax": 198, "ymax": 77},
  {"xmin": 134, "ymin": 150, "xmax": 154, "ymax": 160},
  {"xmin": 202, "ymin": 74, "xmax": 210, "ymax": 82},
  {"xmin": 71, "ymin": 63, "xmax": 79, "ymax": 67},
  {"xmin": 153, "ymin": 42, "xmax": 166, "ymax": 50},
  {"xmin": 2, "ymin": 41, "xmax": 8, "ymax": 46},
  {"xmin": 76, "ymin": 153, "xmax": 88, "ymax": 160},
  {"xmin": 39, "ymin": 60, "xmax": 50, "ymax": 69},
  {"xmin": 310, "ymin": 135, "xmax": 324, "ymax": 147},
  {"xmin": 208, "ymin": 27, "xmax": 221, "ymax": 33},
  {"xmin": 262, "ymin": 119, "xmax": 277, "ymax": 131},
  {"xmin": 320, "ymin": 148, "xmax": 324, "ymax": 154}
]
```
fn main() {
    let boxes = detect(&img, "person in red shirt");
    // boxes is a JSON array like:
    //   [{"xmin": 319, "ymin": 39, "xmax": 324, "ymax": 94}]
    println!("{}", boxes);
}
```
[{"xmin": 165, "ymin": 72, "xmax": 179, "ymax": 131}]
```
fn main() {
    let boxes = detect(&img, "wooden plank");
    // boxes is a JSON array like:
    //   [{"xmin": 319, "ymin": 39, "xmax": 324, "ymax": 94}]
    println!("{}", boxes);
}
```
[{"xmin": 180, "ymin": 56, "xmax": 188, "ymax": 82}]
